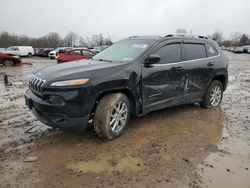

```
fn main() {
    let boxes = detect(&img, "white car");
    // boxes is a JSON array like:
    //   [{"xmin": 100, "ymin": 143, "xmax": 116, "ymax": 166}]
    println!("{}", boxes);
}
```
[
  {"xmin": 48, "ymin": 47, "xmax": 72, "ymax": 59},
  {"xmin": 234, "ymin": 47, "xmax": 244, "ymax": 54},
  {"xmin": 4, "ymin": 46, "xmax": 34, "ymax": 57}
]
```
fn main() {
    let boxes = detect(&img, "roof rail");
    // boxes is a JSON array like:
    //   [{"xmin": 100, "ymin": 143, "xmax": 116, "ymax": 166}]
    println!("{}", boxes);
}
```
[
  {"xmin": 129, "ymin": 36, "xmax": 138, "ymax": 38},
  {"xmin": 163, "ymin": 33, "xmax": 209, "ymax": 39}
]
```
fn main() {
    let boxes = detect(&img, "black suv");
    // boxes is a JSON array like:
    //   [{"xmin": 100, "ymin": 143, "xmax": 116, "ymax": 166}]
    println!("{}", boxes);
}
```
[{"xmin": 25, "ymin": 34, "xmax": 228, "ymax": 139}]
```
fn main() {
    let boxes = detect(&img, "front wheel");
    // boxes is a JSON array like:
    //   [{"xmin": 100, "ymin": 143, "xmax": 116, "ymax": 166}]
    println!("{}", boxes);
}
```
[
  {"xmin": 3, "ymin": 59, "xmax": 14, "ymax": 66},
  {"xmin": 201, "ymin": 80, "xmax": 223, "ymax": 108},
  {"xmin": 93, "ymin": 93, "xmax": 130, "ymax": 139}
]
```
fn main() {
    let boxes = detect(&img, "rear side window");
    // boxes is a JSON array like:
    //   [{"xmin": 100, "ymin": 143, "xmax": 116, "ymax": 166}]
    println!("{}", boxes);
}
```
[
  {"xmin": 206, "ymin": 43, "xmax": 219, "ymax": 57},
  {"xmin": 155, "ymin": 43, "xmax": 181, "ymax": 64},
  {"xmin": 183, "ymin": 43, "xmax": 207, "ymax": 61},
  {"xmin": 69, "ymin": 50, "xmax": 81, "ymax": 55},
  {"xmin": 82, "ymin": 50, "xmax": 94, "ymax": 56}
]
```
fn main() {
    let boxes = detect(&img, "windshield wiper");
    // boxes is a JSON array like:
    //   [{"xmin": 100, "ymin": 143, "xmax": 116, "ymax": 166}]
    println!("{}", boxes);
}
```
[{"xmin": 96, "ymin": 58, "xmax": 112, "ymax": 62}]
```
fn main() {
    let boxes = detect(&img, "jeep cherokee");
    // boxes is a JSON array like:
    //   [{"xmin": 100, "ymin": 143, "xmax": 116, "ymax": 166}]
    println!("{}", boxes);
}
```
[{"xmin": 25, "ymin": 34, "xmax": 229, "ymax": 139}]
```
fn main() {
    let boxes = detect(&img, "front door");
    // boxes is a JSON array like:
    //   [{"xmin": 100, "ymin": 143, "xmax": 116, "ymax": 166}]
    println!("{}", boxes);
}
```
[{"xmin": 142, "ymin": 40, "xmax": 187, "ymax": 113}]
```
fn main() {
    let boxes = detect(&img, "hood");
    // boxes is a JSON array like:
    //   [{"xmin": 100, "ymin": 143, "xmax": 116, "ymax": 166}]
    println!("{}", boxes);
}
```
[
  {"xmin": 34, "ymin": 59, "xmax": 128, "ymax": 85},
  {"xmin": 49, "ymin": 51, "xmax": 56, "ymax": 54}
]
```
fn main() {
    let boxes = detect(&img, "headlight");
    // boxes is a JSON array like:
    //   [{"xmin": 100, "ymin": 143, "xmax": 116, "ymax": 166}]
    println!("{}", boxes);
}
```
[
  {"xmin": 13, "ymin": 55, "xmax": 20, "ymax": 58},
  {"xmin": 50, "ymin": 79, "xmax": 89, "ymax": 87}
]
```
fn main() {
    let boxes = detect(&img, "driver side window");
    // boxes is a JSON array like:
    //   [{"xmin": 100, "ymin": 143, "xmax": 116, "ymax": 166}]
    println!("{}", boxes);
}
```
[
  {"xmin": 155, "ymin": 43, "xmax": 181, "ymax": 64},
  {"xmin": 69, "ymin": 50, "xmax": 81, "ymax": 55}
]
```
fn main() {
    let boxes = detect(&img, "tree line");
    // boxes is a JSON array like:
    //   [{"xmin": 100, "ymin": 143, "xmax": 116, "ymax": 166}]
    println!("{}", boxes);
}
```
[
  {"xmin": 0, "ymin": 31, "xmax": 113, "ymax": 48},
  {"xmin": 176, "ymin": 28, "xmax": 250, "ymax": 47},
  {"xmin": 1, "ymin": 29, "xmax": 250, "ymax": 48}
]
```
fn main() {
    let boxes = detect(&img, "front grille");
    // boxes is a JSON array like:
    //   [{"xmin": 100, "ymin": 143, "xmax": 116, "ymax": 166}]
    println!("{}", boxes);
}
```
[{"xmin": 29, "ymin": 75, "xmax": 46, "ymax": 96}]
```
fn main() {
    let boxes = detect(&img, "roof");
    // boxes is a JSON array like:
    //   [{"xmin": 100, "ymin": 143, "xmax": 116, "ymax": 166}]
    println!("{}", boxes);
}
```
[{"xmin": 127, "ymin": 34, "xmax": 211, "ymax": 43}]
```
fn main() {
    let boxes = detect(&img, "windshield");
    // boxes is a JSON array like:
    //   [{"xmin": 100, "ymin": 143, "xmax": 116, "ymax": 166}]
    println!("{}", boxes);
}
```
[
  {"xmin": 54, "ymin": 48, "xmax": 63, "ymax": 52},
  {"xmin": 7, "ymin": 47, "xmax": 14, "ymax": 51},
  {"xmin": 92, "ymin": 39, "xmax": 155, "ymax": 62}
]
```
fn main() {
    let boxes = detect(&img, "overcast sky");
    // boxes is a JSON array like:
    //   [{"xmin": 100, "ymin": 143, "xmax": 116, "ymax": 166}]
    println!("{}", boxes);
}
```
[{"xmin": 0, "ymin": 0, "xmax": 250, "ymax": 41}]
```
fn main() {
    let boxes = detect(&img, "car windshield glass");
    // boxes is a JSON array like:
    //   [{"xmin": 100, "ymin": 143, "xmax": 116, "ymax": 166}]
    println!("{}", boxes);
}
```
[
  {"xmin": 54, "ymin": 48, "xmax": 62, "ymax": 52},
  {"xmin": 92, "ymin": 39, "xmax": 155, "ymax": 62}
]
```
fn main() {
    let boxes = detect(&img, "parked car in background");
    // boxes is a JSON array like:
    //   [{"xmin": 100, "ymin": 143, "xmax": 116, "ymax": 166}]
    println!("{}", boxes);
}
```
[
  {"xmin": 229, "ymin": 47, "xmax": 235, "ymax": 52},
  {"xmin": 48, "ymin": 47, "xmax": 72, "ymax": 59},
  {"xmin": 93, "ymin": 45, "xmax": 109, "ymax": 53},
  {"xmin": 0, "ymin": 52, "xmax": 21, "ymax": 66},
  {"xmin": 234, "ymin": 47, "xmax": 244, "ymax": 53},
  {"xmin": 34, "ymin": 48, "xmax": 40, "ymax": 56},
  {"xmin": 221, "ymin": 46, "xmax": 226, "ymax": 50},
  {"xmin": 243, "ymin": 46, "xmax": 250, "ymax": 53},
  {"xmin": 4, "ymin": 46, "xmax": 34, "ymax": 57},
  {"xmin": 57, "ymin": 48, "xmax": 96, "ymax": 64},
  {"xmin": 37, "ymin": 48, "xmax": 54, "ymax": 57}
]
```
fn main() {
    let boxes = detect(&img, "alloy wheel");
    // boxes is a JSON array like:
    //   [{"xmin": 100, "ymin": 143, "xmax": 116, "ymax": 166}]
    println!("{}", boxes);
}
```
[
  {"xmin": 210, "ymin": 85, "xmax": 222, "ymax": 106},
  {"xmin": 109, "ymin": 100, "xmax": 128, "ymax": 133},
  {"xmin": 4, "ymin": 60, "xmax": 14, "ymax": 66}
]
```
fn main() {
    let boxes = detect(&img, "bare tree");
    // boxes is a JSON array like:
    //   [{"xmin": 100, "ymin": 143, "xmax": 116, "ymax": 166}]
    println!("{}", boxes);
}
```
[
  {"xmin": 239, "ymin": 34, "xmax": 249, "ymax": 46},
  {"xmin": 230, "ymin": 32, "xmax": 242, "ymax": 46},
  {"xmin": 104, "ymin": 36, "xmax": 113, "ymax": 45},
  {"xmin": 46, "ymin": 32, "xmax": 62, "ymax": 48},
  {"xmin": 211, "ymin": 29, "xmax": 223, "ymax": 46},
  {"xmin": 99, "ymin": 34, "xmax": 104, "ymax": 45},
  {"xmin": 0, "ymin": 31, "xmax": 113, "ymax": 48},
  {"xmin": 78, "ymin": 36, "xmax": 88, "ymax": 47},
  {"xmin": 222, "ymin": 40, "xmax": 233, "ymax": 47},
  {"xmin": 0, "ymin": 31, "xmax": 15, "ymax": 47},
  {"xmin": 63, "ymin": 31, "xmax": 79, "ymax": 47}
]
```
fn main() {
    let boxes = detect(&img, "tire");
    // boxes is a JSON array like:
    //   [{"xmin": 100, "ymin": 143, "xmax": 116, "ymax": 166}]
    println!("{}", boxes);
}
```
[
  {"xmin": 3, "ymin": 59, "xmax": 14, "ymax": 66},
  {"xmin": 201, "ymin": 80, "xmax": 223, "ymax": 108},
  {"xmin": 28, "ymin": 53, "xmax": 32, "ymax": 57},
  {"xmin": 93, "ymin": 93, "xmax": 131, "ymax": 139}
]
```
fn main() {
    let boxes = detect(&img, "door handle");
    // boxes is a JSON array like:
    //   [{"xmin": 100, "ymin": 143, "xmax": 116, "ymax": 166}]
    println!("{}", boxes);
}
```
[
  {"xmin": 172, "ymin": 66, "xmax": 184, "ymax": 71},
  {"xmin": 207, "ymin": 62, "xmax": 214, "ymax": 66}
]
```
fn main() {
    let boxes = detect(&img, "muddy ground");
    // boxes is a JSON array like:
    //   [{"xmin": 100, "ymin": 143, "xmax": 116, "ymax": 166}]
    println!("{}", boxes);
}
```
[{"xmin": 0, "ymin": 52, "xmax": 249, "ymax": 188}]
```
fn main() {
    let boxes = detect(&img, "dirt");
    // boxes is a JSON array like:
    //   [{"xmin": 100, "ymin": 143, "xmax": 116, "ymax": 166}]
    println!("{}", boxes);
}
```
[{"xmin": 0, "ymin": 52, "xmax": 249, "ymax": 188}]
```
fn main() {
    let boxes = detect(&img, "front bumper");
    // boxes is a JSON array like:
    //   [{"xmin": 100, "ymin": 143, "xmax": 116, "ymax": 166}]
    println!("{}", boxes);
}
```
[
  {"xmin": 48, "ymin": 53, "xmax": 56, "ymax": 59},
  {"xmin": 25, "ymin": 89, "xmax": 90, "ymax": 130}
]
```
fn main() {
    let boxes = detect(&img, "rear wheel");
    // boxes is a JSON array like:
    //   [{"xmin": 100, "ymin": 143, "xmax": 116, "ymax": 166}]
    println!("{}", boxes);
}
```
[
  {"xmin": 28, "ymin": 53, "xmax": 32, "ymax": 57},
  {"xmin": 3, "ymin": 59, "xmax": 14, "ymax": 66},
  {"xmin": 201, "ymin": 80, "xmax": 223, "ymax": 108},
  {"xmin": 93, "ymin": 93, "xmax": 130, "ymax": 139}
]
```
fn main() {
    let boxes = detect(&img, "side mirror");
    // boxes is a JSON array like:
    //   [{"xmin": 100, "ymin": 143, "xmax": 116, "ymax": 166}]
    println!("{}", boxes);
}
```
[{"xmin": 144, "ymin": 54, "xmax": 160, "ymax": 66}]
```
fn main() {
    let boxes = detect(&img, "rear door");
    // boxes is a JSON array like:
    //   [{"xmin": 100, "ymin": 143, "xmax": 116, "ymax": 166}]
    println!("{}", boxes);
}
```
[
  {"xmin": 142, "ymin": 40, "xmax": 187, "ymax": 113},
  {"xmin": 81, "ymin": 50, "xmax": 95, "ymax": 59},
  {"xmin": 182, "ymin": 40, "xmax": 212, "ymax": 101},
  {"xmin": 67, "ymin": 50, "xmax": 83, "ymax": 61}
]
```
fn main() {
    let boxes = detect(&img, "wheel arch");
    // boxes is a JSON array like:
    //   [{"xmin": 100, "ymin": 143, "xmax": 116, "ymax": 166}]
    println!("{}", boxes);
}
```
[
  {"xmin": 90, "ymin": 88, "xmax": 138, "ymax": 117},
  {"xmin": 212, "ymin": 74, "xmax": 227, "ymax": 91},
  {"xmin": 3, "ymin": 58, "xmax": 15, "ymax": 66}
]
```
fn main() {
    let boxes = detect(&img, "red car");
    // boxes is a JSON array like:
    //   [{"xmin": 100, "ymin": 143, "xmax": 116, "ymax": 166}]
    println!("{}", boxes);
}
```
[
  {"xmin": 57, "ymin": 48, "xmax": 96, "ymax": 64},
  {"xmin": 0, "ymin": 52, "xmax": 21, "ymax": 66}
]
